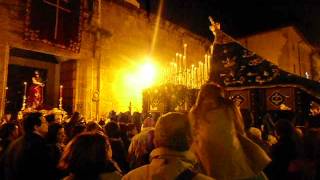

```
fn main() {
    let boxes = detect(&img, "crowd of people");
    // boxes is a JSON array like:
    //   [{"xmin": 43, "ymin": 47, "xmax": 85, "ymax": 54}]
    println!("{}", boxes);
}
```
[{"xmin": 0, "ymin": 83, "xmax": 319, "ymax": 180}]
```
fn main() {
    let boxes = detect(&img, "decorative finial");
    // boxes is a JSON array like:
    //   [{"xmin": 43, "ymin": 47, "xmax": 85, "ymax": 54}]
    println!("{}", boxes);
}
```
[
  {"xmin": 209, "ymin": 16, "xmax": 221, "ymax": 34},
  {"xmin": 208, "ymin": 16, "xmax": 233, "ymax": 44}
]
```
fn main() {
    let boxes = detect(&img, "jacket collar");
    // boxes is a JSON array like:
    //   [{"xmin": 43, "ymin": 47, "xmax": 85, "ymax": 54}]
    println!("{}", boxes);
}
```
[{"xmin": 150, "ymin": 147, "xmax": 197, "ymax": 165}]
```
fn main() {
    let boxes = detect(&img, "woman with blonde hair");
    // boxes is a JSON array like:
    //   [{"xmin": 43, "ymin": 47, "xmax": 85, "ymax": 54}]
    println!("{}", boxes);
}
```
[{"xmin": 189, "ymin": 83, "xmax": 271, "ymax": 180}]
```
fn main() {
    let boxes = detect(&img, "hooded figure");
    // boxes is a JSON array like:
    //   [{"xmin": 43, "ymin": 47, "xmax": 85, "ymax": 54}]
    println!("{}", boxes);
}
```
[{"xmin": 189, "ymin": 82, "xmax": 271, "ymax": 180}]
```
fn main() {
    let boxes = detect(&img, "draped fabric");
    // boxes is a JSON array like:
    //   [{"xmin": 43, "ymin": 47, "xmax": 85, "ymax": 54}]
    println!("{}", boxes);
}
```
[
  {"xmin": 189, "ymin": 83, "xmax": 271, "ymax": 179},
  {"xmin": 27, "ymin": 79, "xmax": 43, "ymax": 109},
  {"xmin": 209, "ymin": 42, "xmax": 320, "ymax": 101}
]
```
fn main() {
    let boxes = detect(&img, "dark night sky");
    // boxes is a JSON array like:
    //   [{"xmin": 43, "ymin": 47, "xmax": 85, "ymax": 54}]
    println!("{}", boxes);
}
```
[{"xmin": 139, "ymin": 0, "xmax": 320, "ymax": 45}]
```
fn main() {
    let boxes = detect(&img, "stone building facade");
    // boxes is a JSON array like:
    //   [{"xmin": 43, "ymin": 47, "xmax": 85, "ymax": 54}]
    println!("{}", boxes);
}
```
[
  {"xmin": 0, "ymin": 0, "xmax": 211, "ymax": 118},
  {"xmin": 238, "ymin": 26, "xmax": 317, "ymax": 79}
]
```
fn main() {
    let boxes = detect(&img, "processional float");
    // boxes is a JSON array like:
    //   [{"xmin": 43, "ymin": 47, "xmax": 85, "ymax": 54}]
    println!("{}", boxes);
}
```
[{"xmin": 143, "ymin": 17, "xmax": 320, "ymax": 127}]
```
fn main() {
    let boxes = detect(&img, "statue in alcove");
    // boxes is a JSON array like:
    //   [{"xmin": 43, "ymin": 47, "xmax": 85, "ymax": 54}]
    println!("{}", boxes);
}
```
[{"xmin": 27, "ymin": 71, "xmax": 45, "ymax": 109}]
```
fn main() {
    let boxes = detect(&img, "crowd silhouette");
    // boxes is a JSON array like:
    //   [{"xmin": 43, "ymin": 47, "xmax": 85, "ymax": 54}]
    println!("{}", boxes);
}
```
[{"xmin": 0, "ymin": 83, "xmax": 320, "ymax": 180}]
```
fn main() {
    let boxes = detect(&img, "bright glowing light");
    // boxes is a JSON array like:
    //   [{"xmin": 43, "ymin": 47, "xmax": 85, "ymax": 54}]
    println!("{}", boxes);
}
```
[
  {"xmin": 125, "ymin": 61, "xmax": 157, "ymax": 90},
  {"xmin": 137, "ymin": 63, "xmax": 157, "ymax": 88},
  {"xmin": 111, "ymin": 59, "xmax": 159, "ymax": 112}
]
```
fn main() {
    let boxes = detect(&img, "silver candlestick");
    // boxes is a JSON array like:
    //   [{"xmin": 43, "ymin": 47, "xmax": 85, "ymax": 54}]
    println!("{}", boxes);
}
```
[
  {"xmin": 59, "ymin": 85, "xmax": 63, "ymax": 110},
  {"xmin": 21, "ymin": 82, "xmax": 27, "ymax": 110}
]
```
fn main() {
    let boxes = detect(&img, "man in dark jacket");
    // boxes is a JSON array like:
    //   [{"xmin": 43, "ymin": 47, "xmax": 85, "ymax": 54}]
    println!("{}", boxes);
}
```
[{"xmin": 3, "ymin": 112, "xmax": 53, "ymax": 180}]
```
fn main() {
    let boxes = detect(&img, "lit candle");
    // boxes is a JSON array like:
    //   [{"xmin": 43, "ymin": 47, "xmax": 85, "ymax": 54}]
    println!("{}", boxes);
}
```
[
  {"xmin": 168, "ymin": 63, "xmax": 171, "ymax": 83},
  {"xmin": 203, "ymin": 61, "xmax": 205, "ymax": 83},
  {"xmin": 179, "ymin": 54, "xmax": 183, "ymax": 72},
  {"xmin": 188, "ymin": 68, "xmax": 191, "ymax": 88},
  {"xmin": 163, "ymin": 68, "xmax": 167, "ymax": 84},
  {"xmin": 175, "ymin": 53, "xmax": 179, "ymax": 65},
  {"xmin": 183, "ymin": 44, "xmax": 187, "ymax": 84},
  {"xmin": 159, "ymin": 67, "xmax": 162, "ymax": 84},
  {"xmin": 195, "ymin": 67, "xmax": 198, "ymax": 88},
  {"xmin": 5, "ymin": 87, "xmax": 8, "ymax": 96},
  {"xmin": 171, "ymin": 63, "xmax": 175, "ymax": 84},
  {"xmin": 98, "ymin": 0, "xmax": 102, "ymax": 26},
  {"xmin": 183, "ymin": 43, "xmax": 188, "ymax": 65},
  {"xmin": 183, "ymin": 55, "xmax": 186, "ymax": 70},
  {"xmin": 176, "ymin": 54, "xmax": 180, "ymax": 73},
  {"xmin": 205, "ymin": 54, "xmax": 208, "ymax": 81},
  {"xmin": 174, "ymin": 63, "xmax": 178, "ymax": 84},
  {"xmin": 60, "ymin": 85, "xmax": 63, "ymax": 98},
  {"xmin": 176, "ymin": 61, "xmax": 181, "ymax": 84},
  {"xmin": 208, "ymin": 55, "xmax": 211, "ymax": 74},
  {"xmin": 210, "ymin": 44, "xmax": 213, "ymax": 55},
  {"xmin": 186, "ymin": 68, "xmax": 189, "ymax": 87},
  {"xmin": 169, "ymin": 59, "xmax": 172, "ymax": 83},
  {"xmin": 191, "ymin": 64, "xmax": 194, "ymax": 88},
  {"xmin": 204, "ymin": 55, "xmax": 208, "ymax": 80},
  {"xmin": 198, "ymin": 62, "xmax": 201, "ymax": 85},
  {"xmin": 184, "ymin": 68, "xmax": 187, "ymax": 86},
  {"xmin": 23, "ymin": 82, "xmax": 27, "ymax": 96},
  {"xmin": 166, "ymin": 65, "xmax": 168, "ymax": 84},
  {"xmin": 199, "ymin": 61, "xmax": 204, "ymax": 84}
]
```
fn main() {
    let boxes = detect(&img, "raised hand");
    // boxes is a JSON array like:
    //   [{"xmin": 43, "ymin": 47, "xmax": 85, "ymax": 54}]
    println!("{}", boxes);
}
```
[{"xmin": 209, "ymin": 16, "xmax": 221, "ymax": 34}]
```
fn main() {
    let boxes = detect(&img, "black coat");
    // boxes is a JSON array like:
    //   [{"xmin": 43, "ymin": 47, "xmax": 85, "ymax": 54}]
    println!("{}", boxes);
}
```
[{"xmin": 3, "ymin": 132, "xmax": 54, "ymax": 180}]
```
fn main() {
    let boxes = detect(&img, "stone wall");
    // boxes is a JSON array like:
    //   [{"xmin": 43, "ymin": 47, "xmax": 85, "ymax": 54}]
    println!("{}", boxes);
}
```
[
  {"xmin": 238, "ymin": 26, "xmax": 314, "ymax": 78},
  {"xmin": 0, "ymin": 1, "xmax": 93, "ymax": 117},
  {"xmin": 97, "ymin": 1, "xmax": 210, "ymax": 114},
  {"xmin": 0, "ymin": 0, "xmax": 211, "ymax": 118}
]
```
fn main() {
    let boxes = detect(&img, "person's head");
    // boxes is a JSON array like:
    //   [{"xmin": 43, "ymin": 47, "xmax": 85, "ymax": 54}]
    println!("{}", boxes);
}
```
[
  {"xmin": 70, "ymin": 112, "xmax": 81, "ymax": 124},
  {"xmin": 0, "ymin": 123, "xmax": 19, "ymax": 141},
  {"xmin": 151, "ymin": 112, "xmax": 160, "ymax": 123},
  {"xmin": 85, "ymin": 121, "xmax": 103, "ymax": 133},
  {"xmin": 248, "ymin": 127, "xmax": 262, "ymax": 140},
  {"xmin": 117, "ymin": 113, "xmax": 129, "ymax": 123},
  {"xmin": 71, "ymin": 124, "xmax": 86, "ymax": 139},
  {"xmin": 127, "ymin": 123, "xmax": 138, "ymax": 137},
  {"xmin": 45, "ymin": 114, "xmax": 56, "ymax": 125},
  {"xmin": 154, "ymin": 112, "xmax": 192, "ymax": 151},
  {"xmin": 275, "ymin": 119, "xmax": 294, "ymax": 138},
  {"xmin": 58, "ymin": 132, "xmax": 114, "ymax": 177},
  {"xmin": 34, "ymin": 70, "xmax": 39, "ymax": 78},
  {"xmin": 47, "ymin": 123, "xmax": 65, "ymax": 144},
  {"xmin": 104, "ymin": 121, "xmax": 120, "ymax": 138},
  {"xmin": 129, "ymin": 128, "xmax": 155, "ymax": 159},
  {"xmin": 132, "ymin": 112, "xmax": 142, "ymax": 124},
  {"xmin": 108, "ymin": 110, "xmax": 117, "ymax": 120},
  {"xmin": 267, "ymin": 134, "xmax": 278, "ymax": 146},
  {"xmin": 98, "ymin": 118, "xmax": 106, "ymax": 126},
  {"xmin": 141, "ymin": 117, "xmax": 155, "ymax": 131},
  {"xmin": 23, "ymin": 112, "xmax": 48, "ymax": 136}
]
